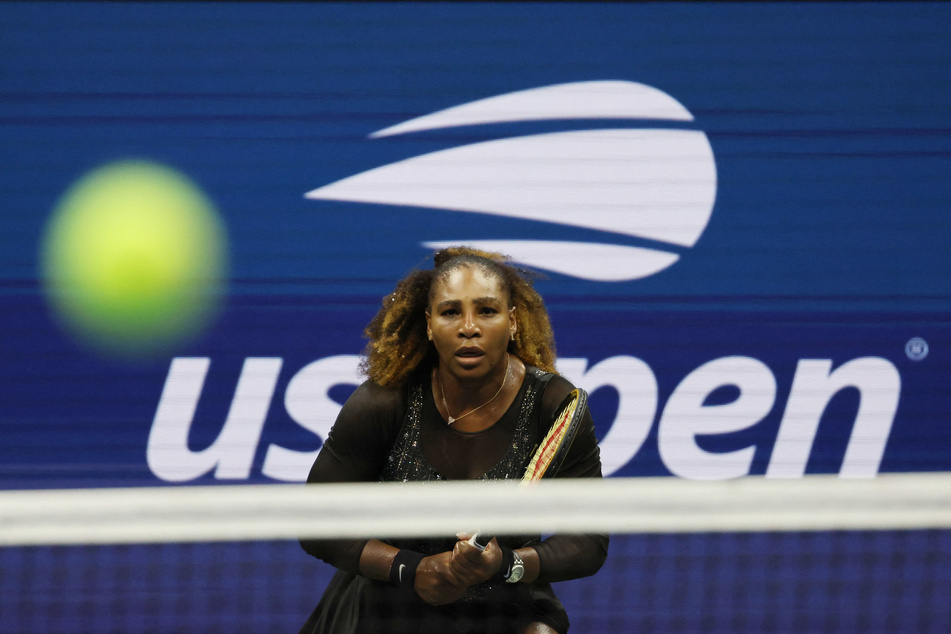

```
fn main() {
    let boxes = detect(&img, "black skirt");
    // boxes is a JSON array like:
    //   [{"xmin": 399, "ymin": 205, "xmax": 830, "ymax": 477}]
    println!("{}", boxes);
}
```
[{"xmin": 299, "ymin": 569, "xmax": 570, "ymax": 634}]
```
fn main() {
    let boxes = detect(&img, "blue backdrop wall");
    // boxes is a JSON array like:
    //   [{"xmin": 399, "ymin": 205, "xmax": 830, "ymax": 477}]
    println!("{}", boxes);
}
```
[{"xmin": 1, "ymin": 3, "xmax": 949, "ymax": 632}]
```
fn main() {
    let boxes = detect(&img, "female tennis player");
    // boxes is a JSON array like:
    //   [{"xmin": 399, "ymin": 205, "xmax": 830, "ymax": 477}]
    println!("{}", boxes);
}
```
[{"xmin": 299, "ymin": 247, "xmax": 608, "ymax": 634}]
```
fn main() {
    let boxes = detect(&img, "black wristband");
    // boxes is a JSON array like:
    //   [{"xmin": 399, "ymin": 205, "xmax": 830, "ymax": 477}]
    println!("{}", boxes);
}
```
[
  {"xmin": 490, "ymin": 545, "xmax": 514, "ymax": 584},
  {"xmin": 389, "ymin": 549, "xmax": 425, "ymax": 588}
]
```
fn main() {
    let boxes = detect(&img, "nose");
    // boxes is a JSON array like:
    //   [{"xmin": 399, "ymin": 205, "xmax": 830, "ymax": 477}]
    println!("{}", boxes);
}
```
[{"xmin": 459, "ymin": 310, "xmax": 479, "ymax": 338}]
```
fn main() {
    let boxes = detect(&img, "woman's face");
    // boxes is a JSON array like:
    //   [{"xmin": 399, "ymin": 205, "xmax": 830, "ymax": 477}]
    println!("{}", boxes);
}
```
[{"xmin": 426, "ymin": 264, "xmax": 516, "ymax": 382}]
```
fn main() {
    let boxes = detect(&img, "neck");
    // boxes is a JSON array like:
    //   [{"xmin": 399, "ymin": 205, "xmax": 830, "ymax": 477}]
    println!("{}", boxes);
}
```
[{"xmin": 436, "ymin": 354, "xmax": 511, "ymax": 419}]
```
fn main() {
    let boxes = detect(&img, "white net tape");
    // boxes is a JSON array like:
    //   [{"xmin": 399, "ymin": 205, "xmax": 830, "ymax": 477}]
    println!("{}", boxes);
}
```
[{"xmin": 2, "ymin": 473, "xmax": 951, "ymax": 546}]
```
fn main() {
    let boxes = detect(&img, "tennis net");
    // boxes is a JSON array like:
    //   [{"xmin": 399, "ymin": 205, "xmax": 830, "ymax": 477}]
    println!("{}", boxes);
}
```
[{"xmin": 1, "ymin": 474, "xmax": 950, "ymax": 632}]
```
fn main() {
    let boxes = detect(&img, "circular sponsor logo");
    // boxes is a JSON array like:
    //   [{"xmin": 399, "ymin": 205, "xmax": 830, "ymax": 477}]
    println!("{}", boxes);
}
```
[{"xmin": 905, "ymin": 337, "xmax": 929, "ymax": 361}]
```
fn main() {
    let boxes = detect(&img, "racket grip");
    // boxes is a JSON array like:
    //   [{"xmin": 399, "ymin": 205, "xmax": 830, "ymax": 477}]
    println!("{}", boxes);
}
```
[{"xmin": 468, "ymin": 533, "xmax": 495, "ymax": 551}]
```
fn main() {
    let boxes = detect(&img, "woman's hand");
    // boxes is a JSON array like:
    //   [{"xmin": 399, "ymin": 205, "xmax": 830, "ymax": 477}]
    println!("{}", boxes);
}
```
[
  {"xmin": 413, "ymin": 552, "xmax": 468, "ymax": 606},
  {"xmin": 449, "ymin": 535, "xmax": 503, "ymax": 586}
]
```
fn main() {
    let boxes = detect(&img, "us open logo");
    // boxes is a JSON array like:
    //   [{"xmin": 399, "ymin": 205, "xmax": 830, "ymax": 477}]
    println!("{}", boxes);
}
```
[{"xmin": 306, "ymin": 81, "xmax": 717, "ymax": 282}]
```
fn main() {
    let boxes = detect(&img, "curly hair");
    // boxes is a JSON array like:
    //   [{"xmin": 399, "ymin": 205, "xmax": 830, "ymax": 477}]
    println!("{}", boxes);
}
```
[{"xmin": 361, "ymin": 246, "xmax": 558, "ymax": 387}]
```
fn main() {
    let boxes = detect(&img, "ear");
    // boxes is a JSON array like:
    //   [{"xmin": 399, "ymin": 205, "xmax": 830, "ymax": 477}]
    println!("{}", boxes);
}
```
[
  {"xmin": 425, "ymin": 310, "xmax": 433, "ymax": 341},
  {"xmin": 509, "ymin": 306, "xmax": 517, "ymax": 339}
]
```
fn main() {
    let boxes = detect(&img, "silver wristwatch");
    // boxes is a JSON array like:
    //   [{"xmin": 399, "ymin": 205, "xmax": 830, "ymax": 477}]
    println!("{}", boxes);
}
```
[{"xmin": 505, "ymin": 551, "xmax": 525, "ymax": 583}]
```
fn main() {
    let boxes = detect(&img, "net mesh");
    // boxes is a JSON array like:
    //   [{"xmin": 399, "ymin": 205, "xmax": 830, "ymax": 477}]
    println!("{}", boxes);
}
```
[{"xmin": 2, "ymin": 477, "xmax": 950, "ymax": 633}]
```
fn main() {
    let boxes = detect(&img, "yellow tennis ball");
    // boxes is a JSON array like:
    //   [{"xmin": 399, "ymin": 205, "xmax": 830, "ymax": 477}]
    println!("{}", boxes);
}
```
[{"xmin": 41, "ymin": 161, "xmax": 228, "ymax": 358}]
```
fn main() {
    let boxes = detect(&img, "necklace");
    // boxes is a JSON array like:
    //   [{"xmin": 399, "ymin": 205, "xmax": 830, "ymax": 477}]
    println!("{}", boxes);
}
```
[{"xmin": 437, "ymin": 355, "xmax": 510, "ymax": 425}]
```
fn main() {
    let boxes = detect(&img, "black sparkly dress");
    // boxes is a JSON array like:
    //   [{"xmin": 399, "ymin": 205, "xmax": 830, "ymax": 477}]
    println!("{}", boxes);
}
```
[{"xmin": 299, "ymin": 366, "xmax": 608, "ymax": 634}]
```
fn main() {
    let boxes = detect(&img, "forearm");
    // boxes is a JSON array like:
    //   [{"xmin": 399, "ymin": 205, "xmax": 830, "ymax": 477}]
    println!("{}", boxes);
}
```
[
  {"xmin": 357, "ymin": 538, "xmax": 400, "ymax": 581},
  {"xmin": 531, "ymin": 533, "xmax": 609, "ymax": 583},
  {"xmin": 299, "ymin": 536, "xmax": 369, "ymax": 572}
]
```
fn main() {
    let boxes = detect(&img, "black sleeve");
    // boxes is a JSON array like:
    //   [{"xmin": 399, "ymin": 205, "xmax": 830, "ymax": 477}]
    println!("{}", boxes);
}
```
[
  {"xmin": 531, "ymin": 374, "xmax": 610, "ymax": 583},
  {"xmin": 298, "ymin": 380, "xmax": 405, "ymax": 572}
]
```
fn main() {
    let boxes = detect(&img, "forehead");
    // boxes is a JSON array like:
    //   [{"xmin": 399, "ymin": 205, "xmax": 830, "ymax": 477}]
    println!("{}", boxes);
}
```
[{"xmin": 431, "ymin": 264, "xmax": 506, "ymax": 301}]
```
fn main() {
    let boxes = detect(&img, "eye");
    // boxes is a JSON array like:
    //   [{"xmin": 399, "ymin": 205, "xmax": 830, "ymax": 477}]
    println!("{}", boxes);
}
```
[
  {"xmin": 441, "ymin": 308, "xmax": 459, "ymax": 317},
  {"xmin": 480, "ymin": 306, "xmax": 498, "ymax": 315}
]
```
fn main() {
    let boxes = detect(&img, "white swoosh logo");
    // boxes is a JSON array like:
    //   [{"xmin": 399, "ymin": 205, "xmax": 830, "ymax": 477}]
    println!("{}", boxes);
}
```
[
  {"xmin": 370, "ymin": 80, "xmax": 694, "ymax": 138},
  {"xmin": 306, "ymin": 81, "xmax": 717, "ymax": 281},
  {"xmin": 398, "ymin": 563, "xmax": 406, "ymax": 582}
]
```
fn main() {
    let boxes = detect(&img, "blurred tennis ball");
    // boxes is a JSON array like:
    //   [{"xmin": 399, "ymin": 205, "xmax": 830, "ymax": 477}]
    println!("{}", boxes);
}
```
[{"xmin": 40, "ymin": 161, "xmax": 229, "ymax": 359}]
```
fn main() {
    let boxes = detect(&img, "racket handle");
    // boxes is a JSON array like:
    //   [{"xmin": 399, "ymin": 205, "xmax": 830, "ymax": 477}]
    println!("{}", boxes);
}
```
[{"xmin": 468, "ymin": 533, "xmax": 495, "ymax": 551}]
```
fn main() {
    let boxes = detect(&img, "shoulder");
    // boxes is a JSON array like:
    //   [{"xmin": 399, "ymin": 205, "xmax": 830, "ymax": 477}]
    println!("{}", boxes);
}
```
[
  {"xmin": 525, "ymin": 365, "xmax": 573, "ymax": 388},
  {"xmin": 347, "ymin": 379, "xmax": 407, "ymax": 411},
  {"xmin": 314, "ymin": 379, "xmax": 410, "ymax": 479},
  {"xmin": 330, "ymin": 379, "xmax": 408, "ymax": 440},
  {"xmin": 525, "ymin": 366, "xmax": 576, "ymax": 416}
]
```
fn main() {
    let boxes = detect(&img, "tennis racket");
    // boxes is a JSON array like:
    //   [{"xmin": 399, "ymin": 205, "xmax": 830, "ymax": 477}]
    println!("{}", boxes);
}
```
[{"xmin": 470, "ymin": 387, "xmax": 589, "ymax": 550}]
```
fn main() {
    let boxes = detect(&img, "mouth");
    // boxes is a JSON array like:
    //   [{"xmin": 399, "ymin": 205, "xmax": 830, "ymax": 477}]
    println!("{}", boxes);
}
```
[{"xmin": 455, "ymin": 347, "xmax": 485, "ymax": 358}]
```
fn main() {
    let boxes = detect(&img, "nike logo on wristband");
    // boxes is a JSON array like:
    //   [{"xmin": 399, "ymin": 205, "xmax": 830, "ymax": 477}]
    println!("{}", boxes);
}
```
[
  {"xmin": 503, "ymin": 564, "xmax": 512, "ymax": 579},
  {"xmin": 398, "ymin": 564, "xmax": 406, "ymax": 583}
]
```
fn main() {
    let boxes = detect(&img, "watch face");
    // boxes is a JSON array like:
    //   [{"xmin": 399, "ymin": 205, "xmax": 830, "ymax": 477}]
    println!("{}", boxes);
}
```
[{"xmin": 507, "ymin": 552, "xmax": 525, "ymax": 583}]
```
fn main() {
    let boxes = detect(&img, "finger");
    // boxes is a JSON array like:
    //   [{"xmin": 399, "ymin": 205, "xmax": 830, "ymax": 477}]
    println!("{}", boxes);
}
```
[
  {"xmin": 450, "ymin": 553, "xmax": 483, "ymax": 577},
  {"xmin": 419, "ymin": 553, "xmax": 466, "ymax": 589},
  {"xmin": 468, "ymin": 533, "xmax": 495, "ymax": 551},
  {"xmin": 454, "ymin": 538, "xmax": 484, "ymax": 561}
]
